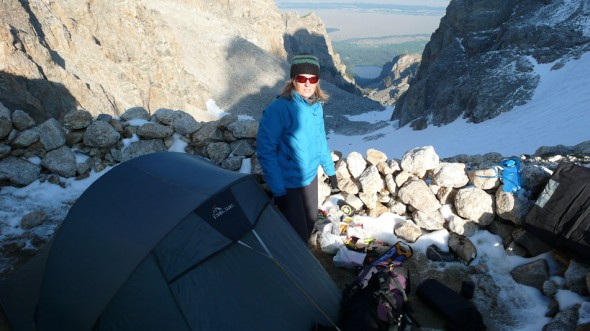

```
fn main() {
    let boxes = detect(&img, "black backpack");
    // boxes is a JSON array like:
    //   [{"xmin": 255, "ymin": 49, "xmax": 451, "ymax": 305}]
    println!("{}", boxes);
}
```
[{"xmin": 340, "ymin": 242, "xmax": 414, "ymax": 331}]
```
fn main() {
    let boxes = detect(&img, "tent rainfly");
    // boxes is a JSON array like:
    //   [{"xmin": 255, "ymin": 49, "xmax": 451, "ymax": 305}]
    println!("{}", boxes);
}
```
[
  {"xmin": 0, "ymin": 152, "xmax": 341, "ymax": 331},
  {"xmin": 524, "ymin": 162, "xmax": 590, "ymax": 260}
]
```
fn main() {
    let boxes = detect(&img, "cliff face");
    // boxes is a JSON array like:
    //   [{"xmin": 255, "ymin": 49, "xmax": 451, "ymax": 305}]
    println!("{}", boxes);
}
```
[
  {"xmin": 392, "ymin": 0, "xmax": 590, "ymax": 130},
  {"xmin": 0, "ymin": 0, "xmax": 364, "ymax": 124}
]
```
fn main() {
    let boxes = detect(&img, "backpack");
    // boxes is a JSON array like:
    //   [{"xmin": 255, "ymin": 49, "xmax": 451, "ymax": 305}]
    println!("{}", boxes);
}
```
[{"xmin": 340, "ymin": 242, "xmax": 414, "ymax": 331}]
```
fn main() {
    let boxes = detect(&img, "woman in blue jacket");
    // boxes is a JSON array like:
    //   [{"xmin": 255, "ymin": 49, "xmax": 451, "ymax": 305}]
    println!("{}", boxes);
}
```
[{"xmin": 257, "ymin": 53, "xmax": 340, "ymax": 242}]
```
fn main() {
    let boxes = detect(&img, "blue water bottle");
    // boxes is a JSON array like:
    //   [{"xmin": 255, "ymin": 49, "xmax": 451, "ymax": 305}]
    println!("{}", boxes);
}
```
[{"xmin": 500, "ymin": 158, "xmax": 521, "ymax": 192}]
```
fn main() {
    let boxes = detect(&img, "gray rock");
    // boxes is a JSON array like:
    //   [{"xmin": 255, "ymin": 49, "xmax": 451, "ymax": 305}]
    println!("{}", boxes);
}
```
[
  {"xmin": 83, "ymin": 121, "xmax": 121, "ymax": 148},
  {"xmin": 454, "ymin": 187, "xmax": 495, "ymax": 225},
  {"xmin": 448, "ymin": 233, "xmax": 477, "ymax": 265},
  {"xmin": 191, "ymin": 121, "xmax": 224, "ymax": 147},
  {"xmin": 11, "ymin": 109, "xmax": 36, "ymax": 130},
  {"xmin": 412, "ymin": 209, "xmax": 445, "ymax": 231},
  {"xmin": 436, "ymin": 186, "xmax": 457, "ymax": 205},
  {"xmin": 41, "ymin": 146, "xmax": 77, "ymax": 177},
  {"xmin": 366, "ymin": 148, "xmax": 388, "ymax": 166},
  {"xmin": 227, "ymin": 120, "xmax": 258, "ymax": 139},
  {"xmin": 394, "ymin": 219, "xmax": 422, "ymax": 243},
  {"xmin": 512, "ymin": 228, "xmax": 552, "ymax": 257},
  {"xmin": 152, "ymin": 108, "xmax": 177, "ymax": 125},
  {"xmin": 432, "ymin": 162, "xmax": 469, "ymax": 188},
  {"xmin": 510, "ymin": 259, "xmax": 549, "ymax": 291},
  {"xmin": 221, "ymin": 155, "xmax": 244, "ymax": 171},
  {"xmin": 20, "ymin": 210, "xmax": 46, "ymax": 230},
  {"xmin": 495, "ymin": 189, "xmax": 534, "ymax": 225},
  {"xmin": 376, "ymin": 159, "xmax": 400, "ymax": 175},
  {"xmin": 358, "ymin": 165, "xmax": 384, "ymax": 195},
  {"xmin": 121, "ymin": 139, "xmax": 166, "ymax": 162},
  {"xmin": 11, "ymin": 129, "xmax": 40, "ymax": 148},
  {"xmin": 206, "ymin": 142, "xmax": 231, "ymax": 165},
  {"xmin": 358, "ymin": 191, "xmax": 378, "ymax": 210},
  {"xmin": 217, "ymin": 113, "xmax": 239, "ymax": 130},
  {"xmin": 389, "ymin": 200, "xmax": 407, "ymax": 216},
  {"xmin": 564, "ymin": 260, "xmax": 590, "ymax": 296},
  {"xmin": 64, "ymin": 109, "xmax": 93, "ymax": 130},
  {"xmin": 137, "ymin": 122, "xmax": 174, "ymax": 139},
  {"xmin": 0, "ymin": 144, "xmax": 10, "ymax": 157},
  {"xmin": 542, "ymin": 280, "xmax": 559, "ymax": 297},
  {"xmin": 447, "ymin": 214, "xmax": 478, "ymax": 237},
  {"xmin": 535, "ymin": 144, "xmax": 575, "ymax": 157},
  {"xmin": 229, "ymin": 140, "xmax": 255, "ymax": 157},
  {"xmin": 400, "ymin": 146, "xmax": 440, "ymax": 178},
  {"xmin": 506, "ymin": 241, "xmax": 529, "ymax": 257},
  {"xmin": 0, "ymin": 157, "xmax": 41, "ymax": 186},
  {"xmin": 172, "ymin": 110, "xmax": 202, "ymax": 135},
  {"xmin": 345, "ymin": 151, "xmax": 367, "ymax": 179},
  {"xmin": 367, "ymin": 201, "xmax": 389, "ymax": 218},
  {"xmin": 398, "ymin": 179, "xmax": 441, "ymax": 213},
  {"xmin": 469, "ymin": 168, "xmax": 501, "ymax": 190},
  {"xmin": 394, "ymin": 170, "xmax": 413, "ymax": 187},
  {"xmin": 384, "ymin": 174, "xmax": 397, "ymax": 196},
  {"xmin": 38, "ymin": 118, "xmax": 66, "ymax": 151},
  {"xmin": 0, "ymin": 102, "xmax": 12, "ymax": 139},
  {"xmin": 487, "ymin": 219, "xmax": 516, "ymax": 248},
  {"xmin": 121, "ymin": 107, "xmax": 149, "ymax": 121},
  {"xmin": 96, "ymin": 114, "xmax": 113, "ymax": 122},
  {"xmin": 542, "ymin": 304, "xmax": 580, "ymax": 331},
  {"xmin": 426, "ymin": 244, "xmax": 456, "ymax": 262}
]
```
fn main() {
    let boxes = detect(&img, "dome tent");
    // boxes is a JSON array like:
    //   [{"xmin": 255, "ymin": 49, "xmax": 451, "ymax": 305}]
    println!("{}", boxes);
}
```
[{"xmin": 0, "ymin": 152, "xmax": 341, "ymax": 330}]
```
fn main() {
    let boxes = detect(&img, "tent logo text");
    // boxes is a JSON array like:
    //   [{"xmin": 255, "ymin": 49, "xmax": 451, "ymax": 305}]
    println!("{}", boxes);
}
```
[{"xmin": 212, "ymin": 203, "xmax": 235, "ymax": 220}]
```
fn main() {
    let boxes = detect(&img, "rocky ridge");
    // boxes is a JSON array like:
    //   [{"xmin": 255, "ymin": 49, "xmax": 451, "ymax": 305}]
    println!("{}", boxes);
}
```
[
  {"xmin": 393, "ymin": 0, "xmax": 590, "ymax": 130},
  {"xmin": 0, "ymin": 0, "xmax": 380, "ymax": 128},
  {"xmin": 1, "ymin": 101, "xmax": 590, "ymax": 330},
  {"xmin": 365, "ymin": 54, "xmax": 422, "ymax": 107}
]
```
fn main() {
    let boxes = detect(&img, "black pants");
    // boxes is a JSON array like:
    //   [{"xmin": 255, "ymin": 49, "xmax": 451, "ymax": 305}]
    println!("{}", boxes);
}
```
[{"xmin": 278, "ymin": 176, "xmax": 318, "ymax": 242}]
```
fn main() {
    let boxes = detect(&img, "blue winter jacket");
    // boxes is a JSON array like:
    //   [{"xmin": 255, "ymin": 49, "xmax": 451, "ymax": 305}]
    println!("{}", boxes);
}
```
[{"xmin": 256, "ymin": 92, "xmax": 336, "ymax": 197}]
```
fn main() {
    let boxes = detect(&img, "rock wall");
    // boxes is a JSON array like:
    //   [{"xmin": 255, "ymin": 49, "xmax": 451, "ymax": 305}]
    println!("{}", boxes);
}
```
[
  {"xmin": 392, "ymin": 0, "xmax": 590, "ymax": 129},
  {"xmin": 0, "ymin": 0, "xmax": 367, "ymax": 125}
]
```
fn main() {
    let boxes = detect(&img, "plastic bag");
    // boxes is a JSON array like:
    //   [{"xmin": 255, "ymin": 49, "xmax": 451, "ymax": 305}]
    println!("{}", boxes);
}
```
[
  {"xmin": 320, "ymin": 223, "xmax": 344, "ymax": 254},
  {"xmin": 333, "ymin": 246, "xmax": 366, "ymax": 269}
]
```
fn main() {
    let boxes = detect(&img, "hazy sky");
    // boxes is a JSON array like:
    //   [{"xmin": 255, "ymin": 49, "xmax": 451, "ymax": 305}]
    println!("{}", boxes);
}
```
[
  {"xmin": 275, "ymin": 0, "xmax": 449, "ymax": 40},
  {"xmin": 275, "ymin": 0, "xmax": 449, "ymax": 5}
]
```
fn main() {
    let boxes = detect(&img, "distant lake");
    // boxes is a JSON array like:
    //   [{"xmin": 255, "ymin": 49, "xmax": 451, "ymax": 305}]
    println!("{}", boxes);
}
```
[{"xmin": 353, "ymin": 65, "xmax": 382, "ymax": 79}]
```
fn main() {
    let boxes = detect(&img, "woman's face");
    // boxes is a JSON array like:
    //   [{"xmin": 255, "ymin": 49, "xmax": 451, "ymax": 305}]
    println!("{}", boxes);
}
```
[{"xmin": 293, "ymin": 74, "xmax": 318, "ymax": 99}]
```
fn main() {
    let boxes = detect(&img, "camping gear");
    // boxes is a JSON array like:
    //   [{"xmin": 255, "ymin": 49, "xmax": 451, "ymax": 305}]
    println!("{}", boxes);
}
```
[
  {"xmin": 0, "ymin": 152, "xmax": 341, "ymax": 331},
  {"xmin": 340, "ymin": 261, "xmax": 412, "ymax": 331},
  {"xmin": 337, "ymin": 199, "xmax": 356, "ymax": 216},
  {"xmin": 416, "ymin": 279, "xmax": 486, "ymax": 331},
  {"xmin": 339, "ymin": 241, "xmax": 414, "ymax": 331},
  {"xmin": 460, "ymin": 280, "xmax": 475, "ymax": 299},
  {"xmin": 523, "ymin": 162, "xmax": 590, "ymax": 259},
  {"xmin": 365, "ymin": 241, "xmax": 413, "ymax": 266},
  {"xmin": 500, "ymin": 158, "xmax": 522, "ymax": 192},
  {"xmin": 474, "ymin": 158, "xmax": 522, "ymax": 192}
]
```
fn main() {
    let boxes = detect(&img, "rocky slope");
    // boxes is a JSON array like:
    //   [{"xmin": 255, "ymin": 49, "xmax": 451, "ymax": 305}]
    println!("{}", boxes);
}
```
[
  {"xmin": 392, "ymin": 0, "xmax": 590, "ymax": 130},
  {"xmin": 0, "ymin": 0, "xmax": 382, "ymax": 130},
  {"xmin": 365, "ymin": 54, "xmax": 421, "ymax": 106}
]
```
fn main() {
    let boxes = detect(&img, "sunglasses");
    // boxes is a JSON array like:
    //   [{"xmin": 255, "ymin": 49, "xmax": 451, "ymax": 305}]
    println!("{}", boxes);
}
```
[{"xmin": 294, "ymin": 75, "xmax": 319, "ymax": 84}]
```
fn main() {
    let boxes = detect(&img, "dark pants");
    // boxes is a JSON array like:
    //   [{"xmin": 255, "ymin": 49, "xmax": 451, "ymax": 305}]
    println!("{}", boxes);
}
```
[{"xmin": 278, "ymin": 176, "xmax": 319, "ymax": 242}]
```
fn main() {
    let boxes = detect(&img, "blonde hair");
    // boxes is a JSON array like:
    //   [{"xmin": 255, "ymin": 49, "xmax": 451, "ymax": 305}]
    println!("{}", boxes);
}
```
[{"xmin": 279, "ymin": 78, "xmax": 328, "ymax": 103}]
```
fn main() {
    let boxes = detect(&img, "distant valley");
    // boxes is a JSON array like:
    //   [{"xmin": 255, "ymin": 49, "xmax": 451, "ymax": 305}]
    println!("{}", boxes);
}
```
[{"xmin": 276, "ymin": 1, "xmax": 447, "ymax": 77}]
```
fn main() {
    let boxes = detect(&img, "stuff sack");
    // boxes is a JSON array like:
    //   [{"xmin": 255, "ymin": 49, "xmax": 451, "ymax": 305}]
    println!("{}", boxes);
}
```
[
  {"xmin": 339, "ymin": 241, "xmax": 414, "ymax": 331},
  {"xmin": 523, "ymin": 162, "xmax": 590, "ymax": 259},
  {"xmin": 416, "ymin": 279, "xmax": 486, "ymax": 331}
]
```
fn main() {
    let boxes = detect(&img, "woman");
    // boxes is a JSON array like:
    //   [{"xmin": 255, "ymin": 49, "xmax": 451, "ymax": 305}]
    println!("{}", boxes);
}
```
[{"xmin": 256, "ymin": 53, "xmax": 339, "ymax": 242}]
